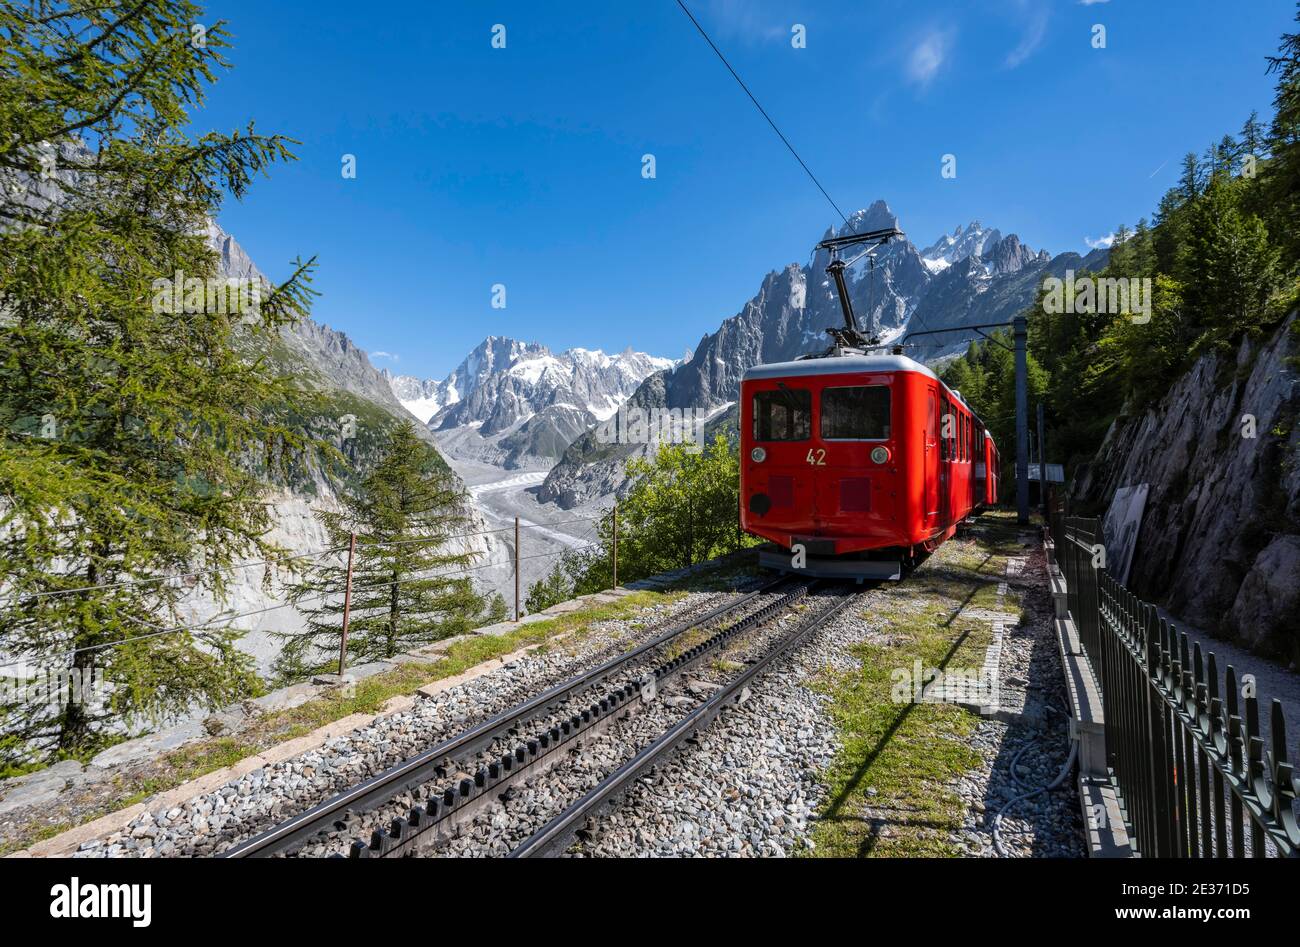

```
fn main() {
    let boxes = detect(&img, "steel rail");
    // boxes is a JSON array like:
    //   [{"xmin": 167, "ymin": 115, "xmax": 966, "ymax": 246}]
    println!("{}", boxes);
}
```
[
  {"xmin": 344, "ymin": 579, "xmax": 815, "ymax": 857},
  {"xmin": 221, "ymin": 579, "xmax": 787, "ymax": 858},
  {"xmin": 508, "ymin": 585, "xmax": 859, "ymax": 858}
]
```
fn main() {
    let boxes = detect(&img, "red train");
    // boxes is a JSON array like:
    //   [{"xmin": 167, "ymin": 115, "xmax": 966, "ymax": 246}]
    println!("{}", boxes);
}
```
[{"xmin": 739, "ymin": 351, "xmax": 999, "ymax": 580}]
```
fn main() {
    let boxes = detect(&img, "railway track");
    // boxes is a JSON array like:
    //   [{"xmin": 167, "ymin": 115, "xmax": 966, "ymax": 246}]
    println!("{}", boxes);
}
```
[
  {"xmin": 350, "ymin": 582, "xmax": 856, "ymax": 858},
  {"xmin": 221, "ymin": 578, "xmax": 797, "ymax": 858},
  {"xmin": 508, "ymin": 583, "xmax": 859, "ymax": 857}
]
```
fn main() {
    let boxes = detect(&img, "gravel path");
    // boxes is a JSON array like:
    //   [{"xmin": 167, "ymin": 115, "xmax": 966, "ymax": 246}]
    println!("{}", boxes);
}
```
[{"xmin": 948, "ymin": 536, "xmax": 1085, "ymax": 858}]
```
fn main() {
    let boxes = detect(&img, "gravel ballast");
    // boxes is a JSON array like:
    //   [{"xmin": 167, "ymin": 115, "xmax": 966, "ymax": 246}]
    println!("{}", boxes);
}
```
[
  {"xmin": 68, "ymin": 591, "xmax": 739, "ymax": 857},
  {"xmin": 426, "ymin": 588, "xmax": 851, "ymax": 858}
]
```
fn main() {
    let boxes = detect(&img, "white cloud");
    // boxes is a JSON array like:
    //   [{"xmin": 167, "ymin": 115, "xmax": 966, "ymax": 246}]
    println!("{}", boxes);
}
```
[
  {"xmin": 1078, "ymin": 0, "xmax": 1111, "ymax": 6},
  {"xmin": 371, "ymin": 351, "xmax": 399, "ymax": 361},
  {"xmin": 1085, "ymin": 233, "xmax": 1116, "ymax": 250},
  {"xmin": 1005, "ymin": 0, "xmax": 1050, "ymax": 68},
  {"xmin": 906, "ymin": 29, "xmax": 954, "ymax": 88},
  {"xmin": 702, "ymin": 0, "xmax": 787, "ymax": 44}
]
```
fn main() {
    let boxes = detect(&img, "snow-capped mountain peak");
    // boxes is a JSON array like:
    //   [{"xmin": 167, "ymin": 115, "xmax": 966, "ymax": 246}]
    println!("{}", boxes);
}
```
[
  {"xmin": 385, "ymin": 337, "xmax": 673, "ymax": 468},
  {"xmin": 920, "ymin": 221, "xmax": 1004, "ymax": 273},
  {"xmin": 383, "ymin": 370, "xmax": 460, "ymax": 424}
]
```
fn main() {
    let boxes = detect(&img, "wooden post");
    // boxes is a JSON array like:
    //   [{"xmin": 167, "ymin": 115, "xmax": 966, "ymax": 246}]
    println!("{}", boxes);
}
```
[
  {"xmin": 611, "ymin": 502, "xmax": 618, "ymax": 590},
  {"xmin": 514, "ymin": 516, "xmax": 520, "ymax": 622},
  {"xmin": 338, "ymin": 532, "xmax": 356, "ymax": 677}
]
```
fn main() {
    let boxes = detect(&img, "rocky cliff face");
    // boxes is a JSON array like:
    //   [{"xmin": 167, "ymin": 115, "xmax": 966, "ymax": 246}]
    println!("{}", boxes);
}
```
[
  {"xmin": 208, "ymin": 223, "xmax": 429, "ymax": 431},
  {"xmin": 920, "ymin": 221, "xmax": 1004, "ymax": 271},
  {"xmin": 1073, "ymin": 314, "xmax": 1300, "ymax": 662},
  {"xmin": 191, "ymin": 227, "xmax": 502, "ymax": 671},
  {"xmin": 385, "ymin": 372, "xmax": 457, "ymax": 424}
]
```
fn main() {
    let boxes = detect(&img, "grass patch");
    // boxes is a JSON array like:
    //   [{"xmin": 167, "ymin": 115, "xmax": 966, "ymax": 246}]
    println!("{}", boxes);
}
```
[
  {"xmin": 805, "ymin": 513, "xmax": 1028, "ymax": 858},
  {"xmin": 0, "ymin": 589, "xmax": 680, "ymax": 855},
  {"xmin": 161, "ymin": 588, "xmax": 683, "ymax": 773}
]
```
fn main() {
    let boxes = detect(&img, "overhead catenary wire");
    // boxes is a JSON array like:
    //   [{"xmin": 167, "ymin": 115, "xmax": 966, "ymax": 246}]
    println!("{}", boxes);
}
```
[
  {"xmin": 0, "ymin": 536, "xmax": 610, "ymax": 671},
  {"xmin": 672, "ymin": 1, "xmax": 946, "ymax": 347},
  {"xmin": 0, "ymin": 513, "xmax": 608, "ymax": 607},
  {"xmin": 674, "ymin": 0, "xmax": 848, "ymax": 226}
]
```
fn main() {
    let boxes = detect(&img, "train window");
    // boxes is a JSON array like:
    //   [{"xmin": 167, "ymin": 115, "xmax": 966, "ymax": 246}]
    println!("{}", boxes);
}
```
[
  {"xmin": 753, "ymin": 388, "xmax": 811, "ymax": 441},
  {"xmin": 821, "ymin": 386, "xmax": 891, "ymax": 440}
]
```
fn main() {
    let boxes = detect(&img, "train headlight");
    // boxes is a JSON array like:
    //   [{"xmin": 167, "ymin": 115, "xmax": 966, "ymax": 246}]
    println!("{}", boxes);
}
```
[
  {"xmin": 871, "ymin": 446, "xmax": 890, "ymax": 465},
  {"xmin": 750, "ymin": 447, "xmax": 767, "ymax": 463}
]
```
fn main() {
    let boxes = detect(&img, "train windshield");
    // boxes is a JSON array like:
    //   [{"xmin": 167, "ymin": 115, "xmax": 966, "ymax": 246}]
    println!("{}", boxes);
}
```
[
  {"xmin": 753, "ymin": 388, "xmax": 812, "ymax": 441},
  {"xmin": 821, "ymin": 386, "xmax": 891, "ymax": 440}
]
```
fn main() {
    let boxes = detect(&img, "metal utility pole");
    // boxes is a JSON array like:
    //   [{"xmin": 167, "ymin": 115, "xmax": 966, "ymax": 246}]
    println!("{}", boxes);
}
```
[
  {"xmin": 900, "ymin": 318, "xmax": 1032, "ymax": 520},
  {"xmin": 1014, "ymin": 316, "xmax": 1029, "ymax": 524},
  {"xmin": 513, "ymin": 516, "xmax": 520, "ymax": 622},
  {"xmin": 1037, "ymin": 401, "xmax": 1048, "ymax": 522}
]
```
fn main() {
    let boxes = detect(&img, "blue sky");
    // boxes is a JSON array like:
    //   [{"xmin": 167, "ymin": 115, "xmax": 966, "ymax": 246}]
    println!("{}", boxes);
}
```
[{"xmin": 197, "ymin": 0, "xmax": 1295, "ymax": 379}]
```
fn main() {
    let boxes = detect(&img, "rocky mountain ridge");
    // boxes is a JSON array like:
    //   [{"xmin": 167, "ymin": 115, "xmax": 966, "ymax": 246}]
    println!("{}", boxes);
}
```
[
  {"xmin": 390, "ymin": 337, "xmax": 673, "ymax": 470},
  {"xmin": 540, "ymin": 200, "xmax": 1108, "ymax": 507},
  {"xmin": 189, "ymin": 226, "xmax": 503, "ymax": 671}
]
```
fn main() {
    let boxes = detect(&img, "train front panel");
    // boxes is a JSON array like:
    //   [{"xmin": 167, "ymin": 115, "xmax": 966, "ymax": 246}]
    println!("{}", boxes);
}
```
[{"xmin": 740, "ymin": 356, "xmax": 943, "ymax": 556}]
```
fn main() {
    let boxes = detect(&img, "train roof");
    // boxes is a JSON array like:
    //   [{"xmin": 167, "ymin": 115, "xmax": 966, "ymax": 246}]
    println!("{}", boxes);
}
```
[{"xmin": 742, "ymin": 353, "xmax": 938, "ymax": 383}]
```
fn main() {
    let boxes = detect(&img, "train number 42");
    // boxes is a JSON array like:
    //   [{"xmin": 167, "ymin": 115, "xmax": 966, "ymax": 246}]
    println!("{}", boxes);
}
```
[{"xmin": 806, "ymin": 448, "xmax": 827, "ymax": 466}]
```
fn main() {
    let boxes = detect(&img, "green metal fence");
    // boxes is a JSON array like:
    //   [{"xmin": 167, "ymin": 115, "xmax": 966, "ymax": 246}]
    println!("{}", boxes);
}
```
[{"xmin": 1054, "ymin": 514, "xmax": 1298, "ymax": 857}]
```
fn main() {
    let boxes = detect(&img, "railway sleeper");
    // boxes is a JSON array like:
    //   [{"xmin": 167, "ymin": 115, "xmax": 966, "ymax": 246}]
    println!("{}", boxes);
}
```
[{"xmin": 346, "ymin": 582, "xmax": 817, "ymax": 858}]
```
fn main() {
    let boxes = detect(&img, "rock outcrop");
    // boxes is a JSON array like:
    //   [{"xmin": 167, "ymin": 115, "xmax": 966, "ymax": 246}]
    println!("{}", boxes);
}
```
[{"xmin": 1073, "ymin": 314, "xmax": 1300, "ymax": 661}]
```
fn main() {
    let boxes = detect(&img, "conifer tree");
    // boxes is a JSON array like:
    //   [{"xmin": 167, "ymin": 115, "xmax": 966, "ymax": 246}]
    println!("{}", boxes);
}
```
[
  {"xmin": 0, "ymin": 1, "xmax": 316, "ymax": 762},
  {"xmin": 1265, "ymin": 7, "xmax": 1300, "ymax": 267},
  {"xmin": 1178, "ymin": 152, "xmax": 1203, "ymax": 199},
  {"xmin": 1129, "ymin": 218, "xmax": 1156, "ymax": 277},
  {"xmin": 1240, "ymin": 109, "xmax": 1267, "ymax": 159},
  {"xmin": 526, "ymin": 560, "xmax": 572, "ymax": 615},
  {"xmin": 1179, "ymin": 171, "xmax": 1279, "ymax": 343},
  {"xmin": 481, "ymin": 591, "xmax": 509, "ymax": 625},
  {"xmin": 560, "ymin": 435, "xmax": 751, "ymax": 592},
  {"xmin": 275, "ymin": 423, "xmax": 484, "ymax": 678}
]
